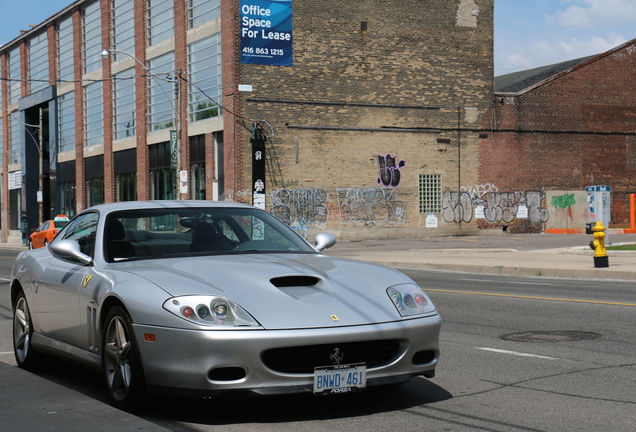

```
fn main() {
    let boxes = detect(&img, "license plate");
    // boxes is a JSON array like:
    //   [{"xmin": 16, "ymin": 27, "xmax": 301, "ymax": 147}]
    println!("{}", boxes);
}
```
[{"xmin": 313, "ymin": 363, "xmax": 367, "ymax": 395}]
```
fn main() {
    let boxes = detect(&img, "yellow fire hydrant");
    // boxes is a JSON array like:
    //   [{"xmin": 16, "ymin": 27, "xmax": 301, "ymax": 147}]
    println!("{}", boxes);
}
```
[{"xmin": 589, "ymin": 220, "xmax": 609, "ymax": 268}]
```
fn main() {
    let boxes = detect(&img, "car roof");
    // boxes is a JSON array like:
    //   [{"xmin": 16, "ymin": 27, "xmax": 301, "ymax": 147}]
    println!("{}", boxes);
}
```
[{"xmin": 83, "ymin": 200, "xmax": 256, "ymax": 215}]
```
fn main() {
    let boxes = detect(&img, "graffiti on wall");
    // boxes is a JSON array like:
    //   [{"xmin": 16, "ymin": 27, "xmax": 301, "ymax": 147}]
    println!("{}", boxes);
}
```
[
  {"xmin": 336, "ymin": 188, "xmax": 406, "ymax": 225},
  {"xmin": 443, "ymin": 184, "xmax": 549, "ymax": 224},
  {"xmin": 267, "ymin": 186, "xmax": 407, "ymax": 231},
  {"xmin": 377, "ymin": 154, "xmax": 406, "ymax": 188},
  {"xmin": 551, "ymin": 193, "xmax": 576, "ymax": 210},
  {"xmin": 269, "ymin": 188, "xmax": 330, "ymax": 227}
]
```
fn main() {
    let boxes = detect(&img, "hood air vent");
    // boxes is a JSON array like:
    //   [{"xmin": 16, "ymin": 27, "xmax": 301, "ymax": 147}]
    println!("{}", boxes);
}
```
[{"xmin": 270, "ymin": 276, "xmax": 320, "ymax": 288}]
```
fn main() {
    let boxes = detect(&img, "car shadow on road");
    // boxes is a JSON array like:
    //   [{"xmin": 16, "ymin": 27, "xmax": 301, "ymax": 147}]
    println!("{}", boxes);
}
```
[
  {"xmin": 31, "ymin": 359, "xmax": 452, "ymax": 426},
  {"xmin": 140, "ymin": 377, "xmax": 453, "ymax": 426}
]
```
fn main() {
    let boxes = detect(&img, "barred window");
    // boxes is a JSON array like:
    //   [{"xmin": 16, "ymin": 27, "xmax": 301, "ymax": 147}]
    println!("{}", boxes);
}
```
[
  {"xmin": 188, "ymin": 0, "xmax": 220, "ymax": 28},
  {"xmin": 187, "ymin": 34, "xmax": 221, "ymax": 122},
  {"xmin": 57, "ymin": 17, "xmax": 74, "ymax": 82},
  {"xmin": 419, "ymin": 174, "xmax": 442, "ymax": 214},
  {"xmin": 8, "ymin": 47, "xmax": 21, "ymax": 104},
  {"xmin": 147, "ymin": 0, "xmax": 174, "ymax": 46},
  {"xmin": 112, "ymin": 0, "xmax": 135, "ymax": 61},
  {"xmin": 113, "ymin": 67, "xmax": 136, "ymax": 139},
  {"xmin": 28, "ymin": 32, "xmax": 49, "ymax": 93},
  {"xmin": 84, "ymin": 81, "xmax": 103, "ymax": 146},
  {"xmin": 147, "ymin": 52, "xmax": 175, "ymax": 131},
  {"xmin": 83, "ymin": 1, "xmax": 102, "ymax": 74},
  {"xmin": 58, "ymin": 92, "xmax": 76, "ymax": 153}
]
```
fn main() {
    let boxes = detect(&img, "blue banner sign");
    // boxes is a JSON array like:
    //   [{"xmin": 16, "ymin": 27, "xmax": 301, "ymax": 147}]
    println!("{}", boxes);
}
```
[{"xmin": 240, "ymin": 0, "xmax": 293, "ymax": 66}]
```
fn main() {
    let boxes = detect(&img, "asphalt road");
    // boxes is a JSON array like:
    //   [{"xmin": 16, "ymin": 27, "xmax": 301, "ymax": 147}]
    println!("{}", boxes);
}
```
[{"xmin": 1, "ymin": 250, "xmax": 634, "ymax": 431}]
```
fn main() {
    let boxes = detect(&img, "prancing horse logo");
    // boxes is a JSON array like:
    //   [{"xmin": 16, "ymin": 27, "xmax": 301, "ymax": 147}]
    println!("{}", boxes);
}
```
[{"xmin": 330, "ymin": 347, "xmax": 344, "ymax": 365}]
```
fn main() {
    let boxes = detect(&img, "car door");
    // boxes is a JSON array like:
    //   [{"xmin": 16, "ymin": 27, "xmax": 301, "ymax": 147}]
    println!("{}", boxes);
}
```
[
  {"xmin": 33, "ymin": 221, "xmax": 49, "ymax": 248},
  {"xmin": 34, "ymin": 212, "xmax": 99, "ymax": 349}
]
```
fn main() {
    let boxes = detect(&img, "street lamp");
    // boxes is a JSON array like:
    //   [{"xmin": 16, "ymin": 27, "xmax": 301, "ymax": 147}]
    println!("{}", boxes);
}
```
[{"xmin": 101, "ymin": 47, "xmax": 184, "ymax": 199}]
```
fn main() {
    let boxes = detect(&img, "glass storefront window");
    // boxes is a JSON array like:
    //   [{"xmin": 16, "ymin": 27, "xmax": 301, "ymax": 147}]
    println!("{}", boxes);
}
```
[
  {"xmin": 84, "ymin": 81, "xmax": 103, "ymax": 147},
  {"xmin": 147, "ymin": 52, "xmax": 175, "ymax": 131},
  {"xmin": 83, "ymin": 1, "xmax": 102, "ymax": 74},
  {"xmin": 57, "ymin": 16, "xmax": 74, "ymax": 81},
  {"xmin": 113, "ymin": 68, "xmax": 136, "ymax": 139},
  {"xmin": 147, "ymin": 0, "xmax": 174, "ymax": 46},
  {"xmin": 28, "ymin": 32, "xmax": 49, "ymax": 94},
  {"xmin": 112, "ymin": 0, "xmax": 135, "ymax": 60},
  {"xmin": 187, "ymin": 34, "xmax": 221, "ymax": 122}
]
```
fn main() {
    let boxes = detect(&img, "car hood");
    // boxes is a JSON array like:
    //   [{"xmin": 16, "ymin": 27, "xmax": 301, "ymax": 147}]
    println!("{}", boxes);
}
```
[{"xmin": 110, "ymin": 253, "xmax": 416, "ymax": 329}]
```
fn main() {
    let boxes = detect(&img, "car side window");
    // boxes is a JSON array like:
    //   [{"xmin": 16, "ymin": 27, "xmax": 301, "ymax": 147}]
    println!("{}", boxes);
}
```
[{"xmin": 58, "ymin": 213, "xmax": 99, "ymax": 257}]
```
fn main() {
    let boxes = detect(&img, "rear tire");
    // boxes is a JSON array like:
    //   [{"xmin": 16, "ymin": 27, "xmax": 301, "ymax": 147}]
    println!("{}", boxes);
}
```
[
  {"xmin": 28, "ymin": 240, "xmax": 33, "ymax": 250},
  {"xmin": 102, "ymin": 306, "xmax": 146, "ymax": 412},
  {"xmin": 13, "ymin": 291, "xmax": 42, "ymax": 370}
]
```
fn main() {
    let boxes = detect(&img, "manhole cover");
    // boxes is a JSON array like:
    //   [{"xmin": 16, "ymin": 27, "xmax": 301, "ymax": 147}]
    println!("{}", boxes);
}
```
[{"xmin": 500, "ymin": 331, "xmax": 602, "ymax": 343}]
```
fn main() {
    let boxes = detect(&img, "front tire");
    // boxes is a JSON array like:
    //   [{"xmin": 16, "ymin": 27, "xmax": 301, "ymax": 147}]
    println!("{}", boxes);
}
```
[
  {"xmin": 13, "ymin": 291, "xmax": 41, "ymax": 370},
  {"xmin": 102, "ymin": 306, "xmax": 146, "ymax": 412}
]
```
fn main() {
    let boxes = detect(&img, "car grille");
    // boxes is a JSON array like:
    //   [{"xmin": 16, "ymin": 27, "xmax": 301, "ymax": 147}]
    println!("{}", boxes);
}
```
[{"xmin": 262, "ymin": 340, "xmax": 401, "ymax": 373}]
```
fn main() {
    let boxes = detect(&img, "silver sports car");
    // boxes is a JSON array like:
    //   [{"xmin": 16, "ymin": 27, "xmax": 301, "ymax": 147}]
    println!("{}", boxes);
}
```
[{"xmin": 11, "ymin": 201, "xmax": 440, "ymax": 411}]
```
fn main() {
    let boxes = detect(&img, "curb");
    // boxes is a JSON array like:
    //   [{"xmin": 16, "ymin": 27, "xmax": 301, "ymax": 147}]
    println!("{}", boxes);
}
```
[{"xmin": 361, "ymin": 260, "xmax": 636, "ymax": 281}]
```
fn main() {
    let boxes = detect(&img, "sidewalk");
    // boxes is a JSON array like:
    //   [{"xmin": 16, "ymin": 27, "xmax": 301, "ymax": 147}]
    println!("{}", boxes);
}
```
[
  {"xmin": 326, "ymin": 233, "xmax": 636, "ymax": 281},
  {"xmin": 0, "ymin": 361, "xmax": 170, "ymax": 432}
]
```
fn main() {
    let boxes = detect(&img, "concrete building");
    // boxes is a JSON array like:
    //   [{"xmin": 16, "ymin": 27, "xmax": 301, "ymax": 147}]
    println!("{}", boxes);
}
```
[{"xmin": 0, "ymin": 0, "xmax": 494, "ymax": 243}]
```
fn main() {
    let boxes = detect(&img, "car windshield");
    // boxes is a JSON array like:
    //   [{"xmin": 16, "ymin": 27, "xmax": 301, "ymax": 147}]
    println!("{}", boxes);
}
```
[
  {"xmin": 53, "ymin": 220, "xmax": 69, "ymax": 229},
  {"xmin": 104, "ymin": 207, "xmax": 315, "ymax": 262}
]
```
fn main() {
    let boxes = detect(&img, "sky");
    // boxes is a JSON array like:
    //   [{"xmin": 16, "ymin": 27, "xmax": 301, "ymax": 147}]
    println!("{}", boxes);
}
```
[{"xmin": 0, "ymin": 0, "xmax": 635, "ymax": 77}]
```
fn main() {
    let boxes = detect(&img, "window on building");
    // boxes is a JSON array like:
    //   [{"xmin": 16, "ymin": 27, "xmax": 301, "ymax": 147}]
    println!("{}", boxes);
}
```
[
  {"xmin": 57, "ymin": 16, "xmax": 74, "ymax": 82},
  {"xmin": 188, "ymin": 0, "xmax": 220, "ymax": 28},
  {"xmin": 83, "ymin": 1, "xmax": 102, "ymax": 74},
  {"xmin": 85, "ymin": 177, "xmax": 104, "ymax": 207},
  {"xmin": 58, "ymin": 92, "xmax": 76, "ymax": 153},
  {"xmin": 85, "ymin": 155, "xmax": 104, "ymax": 207},
  {"xmin": 149, "ymin": 141, "xmax": 175, "ymax": 200},
  {"xmin": 28, "ymin": 32, "xmax": 49, "ymax": 94},
  {"xmin": 58, "ymin": 160, "xmax": 77, "ymax": 217},
  {"xmin": 112, "ymin": 0, "xmax": 135, "ymax": 60},
  {"xmin": 114, "ymin": 149, "xmax": 137, "ymax": 201},
  {"xmin": 147, "ymin": 52, "xmax": 175, "ymax": 131},
  {"xmin": 9, "ymin": 114, "xmax": 21, "ymax": 164},
  {"xmin": 147, "ymin": 0, "xmax": 174, "ymax": 46},
  {"xmin": 187, "ymin": 34, "xmax": 221, "ymax": 122},
  {"xmin": 189, "ymin": 135, "xmax": 206, "ymax": 199},
  {"xmin": 419, "ymin": 174, "xmax": 442, "ymax": 213},
  {"xmin": 113, "ymin": 67, "xmax": 136, "ymax": 139},
  {"xmin": 84, "ymin": 81, "xmax": 103, "ymax": 146},
  {"xmin": 8, "ymin": 47, "xmax": 21, "ymax": 104}
]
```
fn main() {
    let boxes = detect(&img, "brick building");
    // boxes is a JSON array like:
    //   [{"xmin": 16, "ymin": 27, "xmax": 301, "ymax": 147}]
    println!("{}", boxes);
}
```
[
  {"xmin": 0, "ymin": 0, "xmax": 493, "ymax": 243},
  {"xmin": 478, "ymin": 39, "xmax": 636, "ymax": 233}
]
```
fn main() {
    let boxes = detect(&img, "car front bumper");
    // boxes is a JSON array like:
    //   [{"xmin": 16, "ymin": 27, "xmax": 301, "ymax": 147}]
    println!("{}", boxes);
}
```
[{"xmin": 134, "ymin": 314, "xmax": 441, "ymax": 397}]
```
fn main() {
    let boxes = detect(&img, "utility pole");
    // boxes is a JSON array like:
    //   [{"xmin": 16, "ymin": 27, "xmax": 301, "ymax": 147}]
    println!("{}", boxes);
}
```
[
  {"xmin": 38, "ymin": 108, "xmax": 43, "ymax": 225},
  {"xmin": 175, "ymin": 69, "xmax": 186, "ymax": 198}
]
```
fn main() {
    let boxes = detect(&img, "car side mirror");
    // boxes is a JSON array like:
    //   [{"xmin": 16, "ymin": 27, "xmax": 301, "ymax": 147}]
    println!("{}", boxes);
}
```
[
  {"xmin": 49, "ymin": 239, "xmax": 92, "ymax": 265},
  {"xmin": 314, "ymin": 232, "xmax": 336, "ymax": 252}
]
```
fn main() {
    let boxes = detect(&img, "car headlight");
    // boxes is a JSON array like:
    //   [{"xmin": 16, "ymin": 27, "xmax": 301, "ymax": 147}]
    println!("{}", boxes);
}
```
[
  {"xmin": 387, "ymin": 284, "xmax": 436, "ymax": 317},
  {"xmin": 163, "ymin": 295, "xmax": 261, "ymax": 328}
]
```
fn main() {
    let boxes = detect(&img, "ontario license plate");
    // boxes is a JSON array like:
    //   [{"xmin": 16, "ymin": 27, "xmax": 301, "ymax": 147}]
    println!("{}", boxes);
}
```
[{"xmin": 313, "ymin": 363, "xmax": 367, "ymax": 395}]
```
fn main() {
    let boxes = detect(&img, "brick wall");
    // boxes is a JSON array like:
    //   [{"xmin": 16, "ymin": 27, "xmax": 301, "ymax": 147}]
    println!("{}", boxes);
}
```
[
  {"xmin": 235, "ymin": 0, "xmax": 494, "ymax": 240},
  {"xmin": 482, "ymin": 41, "xmax": 636, "ymax": 231}
]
